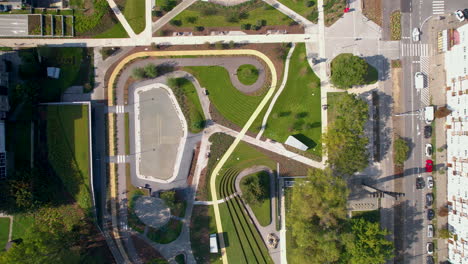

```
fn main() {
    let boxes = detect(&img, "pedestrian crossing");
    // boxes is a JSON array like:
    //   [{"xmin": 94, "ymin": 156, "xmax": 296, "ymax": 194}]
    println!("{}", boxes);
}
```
[
  {"xmin": 401, "ymin": 43, "xmax": 431, "ymax": 57},
  {"xmin": 432, "ymin": 0, "xmax": 444, "ymax": 15},
  {"xmin": 115, "ymin": 105, "xmax": 125, "ymax": 113},
  {"xmin": 116, "ymin": 155, "xmax": 126, "ymax": 163},
  {"xmin": 419, "ymin": 57, "xmax": 431, "ymax": 106}
]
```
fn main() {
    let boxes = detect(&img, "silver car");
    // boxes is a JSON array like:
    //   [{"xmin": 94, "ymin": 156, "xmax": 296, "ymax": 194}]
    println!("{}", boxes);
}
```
[
  {"xmin": 427, "ymin": 224, "xmax": 434, "ymax": 238},
  {"xmin": 413, "ymin": 28, "xmax": 421, "ymax": 42}
]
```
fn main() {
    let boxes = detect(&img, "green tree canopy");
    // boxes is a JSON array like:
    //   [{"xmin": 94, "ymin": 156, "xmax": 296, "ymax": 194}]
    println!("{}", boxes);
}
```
[
  {"xmin": 343, "ymin": 218, "xmax": 394, "ymax": 264},
  {"xmin": 394, "ymin": 136, "xmax": 409, "ymax": 166},
  {"xmin": 323, "ymin": 93, "xmax": 369, "ymax": 176},
  {"xmin": 331, "ymin": 53, "xmax": 369, "ymax": 89},
  {"xmin": 242, "ymin": 174, "xmax": 267, "ymax": 205},
  {"xmin": 144, "ymin": 64, "xmax": 158, "ymax": 78}
]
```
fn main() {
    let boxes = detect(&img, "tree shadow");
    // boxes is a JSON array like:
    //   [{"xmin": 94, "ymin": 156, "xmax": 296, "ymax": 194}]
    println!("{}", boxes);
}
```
[{"xmin": 363, "ymin": 55, "xmax": 390, "ymax": 82}]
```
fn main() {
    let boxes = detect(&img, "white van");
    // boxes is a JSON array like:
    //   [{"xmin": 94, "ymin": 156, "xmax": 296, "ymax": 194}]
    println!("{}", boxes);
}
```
[
  {"xmin": 415, "ymin": 72, "xmax": 425, "ymax": 89},
  {"xmin": 424, "ymin": 106, "xmax": 434, "ymax": 124}
]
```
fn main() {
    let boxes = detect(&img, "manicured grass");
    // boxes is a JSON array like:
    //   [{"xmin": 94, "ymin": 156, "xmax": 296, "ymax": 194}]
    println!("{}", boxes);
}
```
[
  {"xmin": 352, "ymin": 210, "xmax": 380, "ymax": 223},
  {"xmin": 278, "ymin": 0, "xmax": 318, "ymax": 22},
  {"xmin": 94, "ymin": 22, "xmax": 129, "ymax": 38},
  {"xmin": 190, "ymin": 205, "xmax": 222, "ymax": 264},
  {"xmin": 123, "ymin": 0, "xmax": 146, "ymax": 34},
  {"xmin": 169, "ymin": 78, "xmax": 205, "ymax": 133},
  {"xmin": 185, "ymin": 66, "xmax": 264, "ymax": 127},
  {"xmin": 263, "ymin": 43, "xmax": 322, "ymax": 157},
  {"xmin": 11, "ymin": 213, "xmax": 34, "ymax": 241},
  {"xmin": 327, "ymin": 92, "xmax": 346, "ymax": 124},
  {"xmin": 0, "ymin": 218, "xmax": 10, "ymax": 250},
  {"xmin": 46, "ymin": 104, "xmax": 92, "ymax": 212},
  {"xmin": 240, "ymin": 171, "xmax": 271, "ymax": 226},
  {"xmin": 124, "ymin": 113, "xmax": 130, "ymax": 155},
  {"xmin": 171, "ymin": 1, "xmax": 294, "ymax": 29},
  {"xmin": 237, "ymin": 64, "xmax": 259, "ymax": 86},
  {"xmin": 147, "ymin": 218, "xmax": 183, "ymax": 244}
]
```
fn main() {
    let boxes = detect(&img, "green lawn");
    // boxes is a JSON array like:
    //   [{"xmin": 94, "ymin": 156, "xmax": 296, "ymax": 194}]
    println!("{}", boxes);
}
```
[
  {"xmin": 185, "ymin": 66, "xmax": 264, "ymax": 127},
  {"xmin": 94, "ymin": 22, "xmax": 129, "ymax": 38},
  {"xmin": 171, "ymin": 1, "xmax": 294, "ymax": 29},
  {"xmin": 11, "ymin": 213, "xmax": 34, "ymax": 241},
  {"xmin": 123, "ymin": 0, "xmax": 146, "ymax": 34},
  {"xmin": 240, "ymin": 171, "xmax": 272, "ymax": 226},
  {"xmin": 169, "ymin": 78, "xmax": 206, "ymax": 133},
  {"xmin": 327, "ymin": 92, "xmax": 346, "ymax": 124},
  {"xmin": 46, "ymin": 104, "xmax": 92, "ymax": 213},
  {"xmin": 237, "ymin": 64, "xmax": 259, "ymax": 86},
  {"xmin": 147, "ymin": 218, "xmax": 183, "ymax": 244},
  {"xmin": 278, "ymin": 0, "xmax": 318, "ymax": 22},
  {"xmin": 190, "ymin": 205, "xmax": 222, "ymax": 264},
  {"xmin": 0, "ymin": 218, "xmax": 10, "ymax": 250},
  {"xmin": 263, "ymin": 43, "xmax": 322, "ymax": 157}
]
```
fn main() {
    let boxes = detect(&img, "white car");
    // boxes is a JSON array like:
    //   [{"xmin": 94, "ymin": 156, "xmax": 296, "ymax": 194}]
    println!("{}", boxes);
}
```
[
  {"xmin": 427, "ymin": 176, "xmax": 434, "ymax": 189},
  {"xmin": 425, "ymin": 144, "xmax": 433, "ymax": 157},
  {"xmin": 427, "ymin": 224, "xmax": 434, "ymax": 238},
  {"xmin": 413, "ymin": 28, "xmax": 421, "ymax": 42},
  {"xmin": 455, "ymin": 10, "xmax": 465, "ymax": 22}
]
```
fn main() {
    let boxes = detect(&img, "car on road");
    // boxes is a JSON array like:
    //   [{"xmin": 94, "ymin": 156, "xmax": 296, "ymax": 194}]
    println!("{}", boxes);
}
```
[
  {"xmin": 427, "ymin": 242, "xmax": 434, "ymax": 254},
  {"xmin": 455, "ymin": 10, "xmax": 465, "ymax": 21},
  {"xmin": 427, "ymin": 209, "xmax": 435, "ymax": 220},
  {"xmin": 463, "ymin": 9, "xmax": 468, "ymax": 18},
  {"xmin": 427, "ymin": 176, "xmax": 434, "ymax": 188},
  {"xmin": 427, "ymin": 224, "xmax": 434, "ymax": 238},
  {"xmin": 413, "ymin": 28, "xmax": 421, "ymax": 42},
  {"xmin": 415, "ymin": 72, "xmax": 425, "ymax": 89},
  {"xmin": 426, "ymin": 193, "xmax": 433, "ymax": 207},
  {"xmin": 426, "ymin": 159, "xmax": 434, "ymax": 172},
  {"xmin": 425, "ymin": 143, "xmax": 433, "ymax": 157},
  {"xmin": 0, "ymin": 4, "xmax": 7, "ymax": 12},
  {"xmin": 424, "ymin": 125, "xmax": 432, "ymax": 138},
  {"xmin": 416, "ymin": 177, "xmax": 425, "ymax": 189},
  {"xmin": 427, "ymin": 256, "xmax": 434, "ymax": 264}
]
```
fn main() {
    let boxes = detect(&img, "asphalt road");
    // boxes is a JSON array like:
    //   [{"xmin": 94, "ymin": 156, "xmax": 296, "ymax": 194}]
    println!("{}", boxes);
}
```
[
  {"xmin": 0, "ymin": 15, "xmax": 28, "ymax": 36},
  {"xmin": 398, "ymin": 0, "xmax": 466, "ymax": 263}
]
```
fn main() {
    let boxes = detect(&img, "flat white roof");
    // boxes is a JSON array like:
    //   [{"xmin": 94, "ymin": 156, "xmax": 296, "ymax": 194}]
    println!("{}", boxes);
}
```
[
  {"xmin": 285, "ymin": 135, "xmax": 308, "ymax": 151},
  {"xmin": 210, "ymin": 234, "xmax": 218, "ymax": 253}
]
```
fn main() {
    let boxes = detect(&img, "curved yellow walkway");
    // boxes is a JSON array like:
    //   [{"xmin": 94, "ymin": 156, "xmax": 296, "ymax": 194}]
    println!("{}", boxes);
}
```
[{"xmin": 107, "ymin": 50, "xmax": 277, "ymax": 264}]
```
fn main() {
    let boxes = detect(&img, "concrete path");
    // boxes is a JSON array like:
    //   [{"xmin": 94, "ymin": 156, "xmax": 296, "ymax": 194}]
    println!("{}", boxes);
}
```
[
  {"xmin": 193, "ymin": 193, "xmax": 239, "ymax": 205},
  {"xmin": 234, "ymin": 166, "xmax": 281, "ymax": 264},
  {"xmin": 256, "ymin": 43, "xmax": 295, "ymax": 139},
  {"xmin": 106, "ymin": 0, "xmax": 136, "ymax": 38},
  {"xmin": 152, "ymin": 0, "xmax": 198, "ymax": 33}
]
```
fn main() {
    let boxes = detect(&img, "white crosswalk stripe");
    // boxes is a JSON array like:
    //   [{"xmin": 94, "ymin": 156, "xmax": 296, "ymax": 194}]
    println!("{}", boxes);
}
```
[
  {"xmin": 432, "ymin": 0, "xmax": 444, "ymax": 15},
  {"xmin": 401, "ymin": 43, "xmax": 431, "ymax": 57},
  {"xmin": 419, "ymin": 57, "xmax": 431, "ymax": 106},
  {"xmin": 116, "ymin": 155, "xmax": 126, "ymax": 163},
  {"xmin": 420, "ymin": 57, "xmax": 430, "ymax": 75},
  {"xmin": 420, "ymin": 87, "xmax": 431, "ymax": 106},
  {"xmin": 115, "ymin": 105, "xmax": 125, "ymax": 114}
]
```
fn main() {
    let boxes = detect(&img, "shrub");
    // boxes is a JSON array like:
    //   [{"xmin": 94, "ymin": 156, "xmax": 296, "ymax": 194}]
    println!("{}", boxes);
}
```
[
  {"xmin": 144, "ymin": 64, "xmax": 158, "ymax": 78},
  {"xmin": 194, "ymin": 26, "xmax": 204, "ymax": 31},
  {"xmin": 435, "ymin": 106, "xmax": 452, "ymax": 118},
  {"xmin": 226, "ymin": 13, "xmax": 239, "ymax": 23},
  {"xmin": 185, "ymin": 16, "xmax": 198, "ymax": 24},
  {"xmin": 132, "ymin": 67, "xmax": 146, "ymax": 79},
  {"xmin": 241, "ymin": 23, "xmax": 251, "ymax": 30},
  {"xmin": 439, "ymin": 228, "xmax": 451, "ymax": 239},
  {"xmin": 214, "ymin": 41, "xmax": 223, "ymax": 49},
  {"xmin": 170, "ymin": 20, "xmax": 182, "ymax": 26}
]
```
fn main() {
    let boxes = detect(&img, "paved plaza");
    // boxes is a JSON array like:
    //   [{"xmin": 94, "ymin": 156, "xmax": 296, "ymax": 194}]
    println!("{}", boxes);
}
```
[
  {"xmin": 134, "ymin": 84, "xmax": 187, "ymax": 182},
  {"xmin": 134, "ymin": 196, "xmax": 171, "ymax": 229}
]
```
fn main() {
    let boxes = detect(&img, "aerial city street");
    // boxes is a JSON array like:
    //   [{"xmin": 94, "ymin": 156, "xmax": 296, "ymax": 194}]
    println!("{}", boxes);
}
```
[{"xmin": 0, "ymin": 0, "xmax": 467, "ymax": 263}]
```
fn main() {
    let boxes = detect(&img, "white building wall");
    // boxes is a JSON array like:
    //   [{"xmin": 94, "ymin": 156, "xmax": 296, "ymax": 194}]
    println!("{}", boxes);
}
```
[{"xmin": 445, "ymin": 23, "xmax": 468, "ymax": 264}]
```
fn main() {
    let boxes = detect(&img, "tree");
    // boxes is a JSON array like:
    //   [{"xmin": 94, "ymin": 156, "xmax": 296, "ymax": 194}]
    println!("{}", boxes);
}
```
[
  {"xmin": 228, "ymin": 41, "xmax": 235, "ymax": 49},
  {"xmin": 343, "ymin": 218, "xmax": 394, "ymax": 264},
  {"xmin": 144, "ymin": 64, "xmax": 158, "ymax": 78},
  {"xmin": 185, "ymin": 16, "xmax": 197, "ymax": 24},
  {"xmin": 438, "ymin": 227, "xmax": 451, "ymax": 239},
  {"xmin": 323, "ymin": 93, "xmax": 369, "ymax": 176},
  {"xmin": 132, "ymin": 67, "xmax": 146, "ymax": 79},
  {"xmin": 242, "ymin": 174, "xmax": 266, "ymax": 205},
  {"xmin": 331, "ymin": 53, "xmax": 369, "ymax": 89},
  {"xmin": 214, "ymin": 41, "xmax": 224, "ymax": 49},
  {"xmin": 160, "ymin": 190, "xmax": 176, "ymax": 209},
  {"xmin": 394, "ymin": 135, "xmax": 409, "ymax": 167},
  {"xmin": 435, "ymin": 106, "xmax": 452, "ymax": 118}
]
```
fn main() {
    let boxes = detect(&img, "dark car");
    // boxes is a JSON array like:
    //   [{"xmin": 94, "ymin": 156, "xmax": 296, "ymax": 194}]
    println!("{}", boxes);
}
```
[
  {"xmin": 464, "ymin": 9, "xmax": 468, "ymax": 18},
  {"xmin": 424, "ymin": 126, "xmax": 432, "ymax": 138},
  {"xmin": 416, "ymin": 177, "xmax": 425, "ymax": 189},
  {"xmin": 427, "ymin": 209, "xmax": 435, "ymax": 220},
  {"xmin": 426, "ymin": 193, "xmax": 433, "ymax": 207},
  {"xmin": 426, "ymin": 159, "xmax": 434, "ymax": 172},
  {"xmin": 427, "ymin": 256, "xmax": 434, "ymax": 264},
  {"xmin": 0, "ymin": 5, "xmax": 6, "ymax": 12},
  {"xmin": 427, "ymin": 242, "xmax": 434, "ymax": 254}
]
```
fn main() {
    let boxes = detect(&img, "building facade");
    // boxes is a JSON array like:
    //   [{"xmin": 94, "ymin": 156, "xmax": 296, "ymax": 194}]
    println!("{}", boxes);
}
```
[{"xmin": 445, "ymin": 23, "xmax": 468, "ymax": 264}]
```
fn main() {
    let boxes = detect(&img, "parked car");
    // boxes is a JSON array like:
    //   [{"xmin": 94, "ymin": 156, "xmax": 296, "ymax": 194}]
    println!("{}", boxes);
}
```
[
  {"xmin": 427, "ymin": 176, "xmax": 434, "ymax": 188},
  {"xmin": 427, "ymin": 256, "xmax": 434, "ymax": 264},
  {"xmin": 427, "ymin": 242, "xmax": 434, "ymax": 254},
  {"xmin": 0, "ymin": 4, "xmax": 6, "ymax": 12},
  {"xmin": 413, "ymin": 27, "xmax": 421, "ymax": 42},
  {"xmin": 455, "ymin": 10, "xmax": 465, "ymax": 21},
  {"xmin": 415, "ymin": 72, "xmax": 425, "ymax": 89},
  {"xmin": 427, "ymin": 209, "xmax": 435, "ymax": 220},
  {"xmin": 426, "ymin": 160, "xmax": 434, "ymax": 172},
  {"xmin": 427, "ymin": 224, "xmax": 434, "ymax": 238},
  {"xmin": 424, "ymin": 125, "xmax": 432, "ymax": 138},
  {"xmin": 463, "ymin": 9, "xmax": 468, "ymax": 18},
  {"xmin": 426, "ymin": 193, "xmax": 433, "ymax": 207},
  {"xmin": 425, "ymin": 143, "xmax": 433, "ymax": 157},
  {"xmin": 416, "ymin": 177, "xmax": 425, "ymax": 189}
]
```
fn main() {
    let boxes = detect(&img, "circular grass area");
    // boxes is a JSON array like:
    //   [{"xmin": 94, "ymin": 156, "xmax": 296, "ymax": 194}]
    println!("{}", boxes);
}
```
[{"xmin": 237, "ymin": 64, "xmax": 259, "ymax": 85}]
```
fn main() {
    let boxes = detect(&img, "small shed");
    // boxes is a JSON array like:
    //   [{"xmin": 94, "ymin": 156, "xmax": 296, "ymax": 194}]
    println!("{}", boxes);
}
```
[
  {"xmin": 210, "ymin": 233, "xmax": 218, "ymax": 253},
  {"xmin": 285, "ymin": 135, "xmax": 308, "ymax": 151},
  {"xmin": 47, "ymin": 67, "xmax": 60, "ymax": 79}
]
